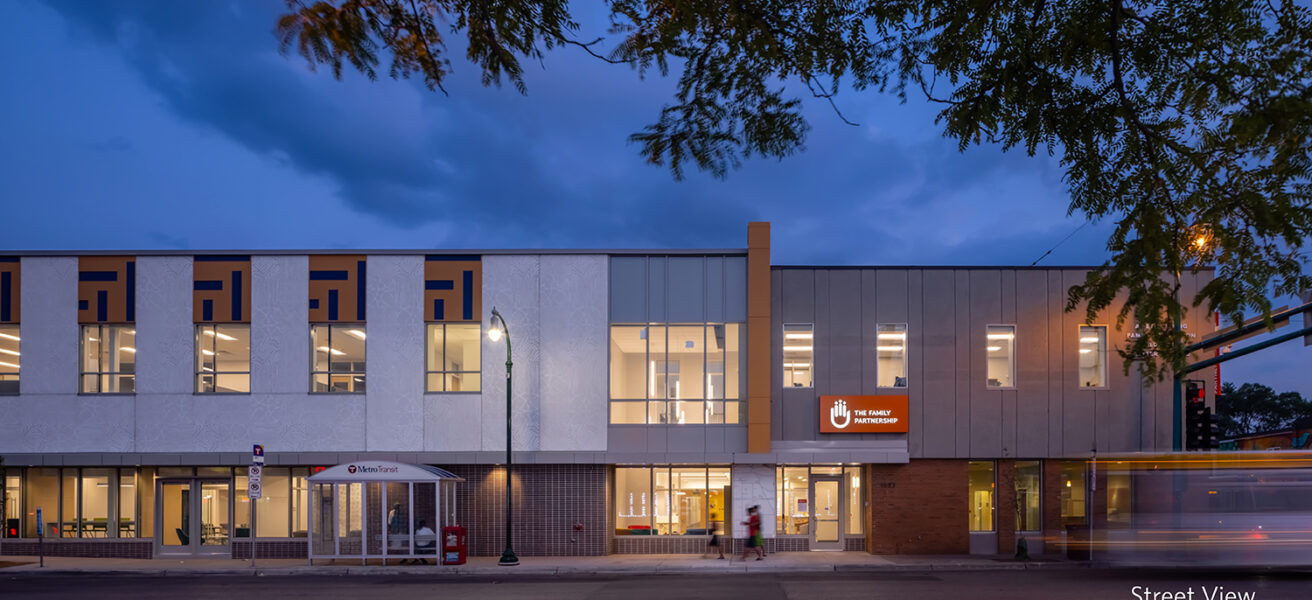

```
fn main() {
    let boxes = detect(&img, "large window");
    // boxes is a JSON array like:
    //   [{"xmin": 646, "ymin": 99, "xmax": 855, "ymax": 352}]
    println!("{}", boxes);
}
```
[
  {"xmin": 613, "ymin": 466, "xmax": 729, "ymax": 535},
  {"xmin": 426, "ymin": 323, "xmax": 481, "ymax": 392},
  {"xmin": 876, "ymin": 323, "xmax": 907, "ymax": 388},
  {"xmin": 609, "ymin": 324, "xmax": 741, "ymax": 424},
  {"xmin": 0, "ymin": 325, "xmax": 18, "ymax": 394},
  {"xmin": 782, "ymin": 323, "xmax": 813, "ymax": 388},
  {"xmin": 1060, "ymin": 461, "xmax": 1087, "ymax": 526},
  {"xmin": 1014, "ymin": 461, "xmax": 1041, "ymax": 532},
  {"xmin": 775, "ymin": 465, "xmax": 864, "ymax": 536},
  {"xmin": 310, "ymin": 324, "xmax": 365, "ymax": 392},
  {"xmin": 968, "ymin": 461, "xmax": 995, "ymax": 531},
  {"xmin": 80, "ymin": 325, "xmax": 135, "ymax": 393},
  {"xmin": 1107, "ymin": 468, "xmax": 1132, "ymax": 529},
  {"xmin": 196, "ymin": 324, "xmax": 250, "ymax": 393},
  {"xmin": 4, "ymin": 472, "xmax": 20, "ymax": 538},
  {"xmin": 1078, "ymin": 325, "xmax": 1107, "ymax": 388},
  {"xmin": 985, "ymin": 325, "xmax": 1015, "ymax": 388}
]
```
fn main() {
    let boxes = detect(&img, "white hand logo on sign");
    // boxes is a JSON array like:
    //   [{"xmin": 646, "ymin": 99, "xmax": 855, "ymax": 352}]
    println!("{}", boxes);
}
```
[{"xmin": 829, "ymin": 398, "xmax": 851, "ymax": 429}]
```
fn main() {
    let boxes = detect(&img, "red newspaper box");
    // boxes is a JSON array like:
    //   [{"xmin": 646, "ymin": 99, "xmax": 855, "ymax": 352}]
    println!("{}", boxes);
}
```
[{"xmin": 442, "ymin": 525, "xmax": 467, "ymax": 565}]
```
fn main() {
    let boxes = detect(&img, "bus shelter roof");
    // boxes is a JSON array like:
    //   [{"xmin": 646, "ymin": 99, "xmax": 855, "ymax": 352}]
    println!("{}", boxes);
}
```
[{"xmin": 308, "ymin": 461, "xmax": 464, "ymax": 483}]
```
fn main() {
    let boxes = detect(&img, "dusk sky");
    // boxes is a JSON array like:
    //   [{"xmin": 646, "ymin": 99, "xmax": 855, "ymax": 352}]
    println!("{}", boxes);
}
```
[{"xmin": 1, "ymin": 0, "xmax": 1306, "ymax": 398}]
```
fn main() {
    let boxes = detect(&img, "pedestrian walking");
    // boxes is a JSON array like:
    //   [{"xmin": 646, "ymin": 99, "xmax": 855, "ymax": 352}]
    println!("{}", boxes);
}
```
[
  {"xmin": 704, "ymin": 522, "xmax": 725, "ymax": 559},
  {"xmin": 740, "ymin": 505, "xmax": 765, "ymax": 561}
]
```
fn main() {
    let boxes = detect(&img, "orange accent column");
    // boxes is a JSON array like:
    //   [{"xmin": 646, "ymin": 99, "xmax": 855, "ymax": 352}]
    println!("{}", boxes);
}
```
[{"xmin": 747, "ymin": 222, "xmax": 771, "ymax": 453}]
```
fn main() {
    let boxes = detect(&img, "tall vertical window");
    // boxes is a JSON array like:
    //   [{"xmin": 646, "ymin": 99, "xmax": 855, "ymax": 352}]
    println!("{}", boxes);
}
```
[
  {"xmin": 783, "ymin": 323, "xmax": 813, "ymax": 388},
  {"xmin": 609, "ymin": 324, "xmax": 742, "ymax": 424},
  {"xmin": 80, "ymin": 325, "xmax": 135, "ymax": 393},
  {"xmin": 876, "ymin": 323, "xmax": 907, "ymax": 388},
  {"xmin": 845, "ymin": 466, "xmax": 863, "ymax": 535},
  {"xmin": 5, "ymin": 472, "xmax": 21, "ymax": 538},
  {"xmin": 1078, "ymin": 325, "xmax": 1107, "ymax": 388},
  {"xmin": 777, "ymin": 466, "xmax": 809, "ymax": 535},
  {"xmin": 196, "ymin": 324, "xmax": 250, "ymax": 393},
  {"xmin": 426, "ymin": 323, "xmax": 481, "ymax": 392},
  {"xmin": 968, "ymin": 461, "xmax": 995, "ymax": 531},
  {"xmin": 1014, "ymin": 461, "xmax": 1041, "ymax": 532},
  {"xmin": 0, "ymin": 325, "xmax": 17, "ymax": 394},
  {"xmin": 1107, "ymin": 469, "xmax": 1132, "ymax": 529},
  {"xmin": 310, "ymin": 324, "xmax": 365, "ymax": 392},
  {"xmin": 1060, "ymin": 461, "xmax": 1087, "ymax": 526},
  {"xmin": 985, "ymin": 325, "xmax": 1015, "ymax": 388}
]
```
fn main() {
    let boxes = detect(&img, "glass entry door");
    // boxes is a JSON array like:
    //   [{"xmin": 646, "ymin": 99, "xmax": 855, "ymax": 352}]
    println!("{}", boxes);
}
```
[
  {"xmin": 809, "ymin": 477, "xmax": 843, "ymax": 550},
  {"xmin": 156, "ymin": 479, "xmax": 231, "ymax": 556}
]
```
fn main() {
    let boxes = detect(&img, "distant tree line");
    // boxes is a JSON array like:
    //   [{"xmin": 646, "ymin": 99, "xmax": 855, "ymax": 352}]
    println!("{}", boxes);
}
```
[{"xmin": 1216, "ymin": 382, "xmax": 1312, "ymax": 439}]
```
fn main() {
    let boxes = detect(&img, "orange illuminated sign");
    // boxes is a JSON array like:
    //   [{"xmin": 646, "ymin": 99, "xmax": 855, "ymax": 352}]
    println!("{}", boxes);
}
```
[{"xmin": 819, "ymin": 395, "xmax": 908, "ymax": 433}]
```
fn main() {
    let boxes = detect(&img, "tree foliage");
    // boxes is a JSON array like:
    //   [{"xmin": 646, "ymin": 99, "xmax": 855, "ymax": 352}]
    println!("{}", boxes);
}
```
[
  {"xmin": 276, "ymin": 0, "xmax": 1312, "ymax": 378},
  {"xmin": 1216, "ymin": 381, "xmax": 1312, "ymax": 438}
]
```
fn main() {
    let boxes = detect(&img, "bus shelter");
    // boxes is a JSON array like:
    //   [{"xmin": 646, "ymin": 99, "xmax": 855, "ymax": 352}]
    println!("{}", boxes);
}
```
[{"xmin": 307, "ymin": 461, "xmax": 463, "ymax": 565}]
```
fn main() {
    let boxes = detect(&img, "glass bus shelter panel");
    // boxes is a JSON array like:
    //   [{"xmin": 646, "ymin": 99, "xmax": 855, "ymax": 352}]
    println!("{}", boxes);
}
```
[
  {"xmin": 365, "ymin": 482, "xmax": 383, "ymax": 555},
  {"xmin": 385, "ymin": 482, "xmax": 412, "ymax": 556},
  {"xmin": 311, "ymin": 483, "xmax": 335, "ymax": 556},
  {"xmin": 338, "ymin": 483, "xmax": 363, "ymax": 556}
]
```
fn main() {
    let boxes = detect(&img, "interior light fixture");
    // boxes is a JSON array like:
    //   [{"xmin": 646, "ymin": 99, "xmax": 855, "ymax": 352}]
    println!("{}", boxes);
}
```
[
  {"xmin": 875, "ymin": 345, "xmax": 903, "ymax": 351},
  {"xmin": 783, "ymin": 362, "xmax": 811, "ymax": 368},
  {"xmin": 126, "ymin": 329, "xmax": 135, "ymax": 335},
  {"xmin": 0, "ymin": 332, "xmax": 19, "ymax": 341},
  {"xmin": 1079, "ymin": 336, "xmax": 1100, "ymax": 343},
  {"xmin": 0, "ymin": 361, "xmax": 18, "ymax": 369},
  {"xmin": 783, "ymin": 332, "xmax": 813, "ymax": 340},
  {"xmin": 986, "ymin": 333, "xmax": 1014, "ymax": 340},
  {"xmin": 1079, "ymin": 349, "xmax": 1093, "ymax": 354},
  {"xmin": 88, "ymin": 337, "xmax": 99, "ymax": 342},
  {"xmin": 345, "ymin": 329, "xmax": 367, "ymax": 340},
  {"xmin": 316, "ymin": 346, "xmax": 345, "ymax": 356},
  {"xmin": 201, "ymin": 349, "xmax": 216, "ymax": 356},
  {"xmin": 877, "ymin": 332, "xmax": 906, "ymax": 340},
  {"xmin": 121, "ymin": 347, "xmax": 136, "ymax": 353},
  {"xmin": 0, "ymin": 348, "xmax": 18, "ymax": 356},
  {"xmin": 783, "ymin": 345, "xmax": 813, "ymax": 351},
  {"xmin": 987, "ymin": 346, "xmax": 1001, "ymax": 352}
]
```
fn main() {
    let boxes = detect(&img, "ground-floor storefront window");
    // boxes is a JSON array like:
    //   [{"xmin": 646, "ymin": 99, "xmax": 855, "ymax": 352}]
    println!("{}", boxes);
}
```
[
  {"xmin": 775, "ymin": 465, "xmax": 863, "ymax": 539},
  {"xmin": 614, "ymin": 466, "xmax": 730, "ymax": 535},
  {"xmin": 1059, "ymin": 461, "xmax": 1087, "ymax": 526},
  {"xmin": 968, "ymin": 461, "xmax": 995, "ymax": 531},
  {"xmin": 1014, "ymin": 461, "xmax": 1041, "ymax": 532}
]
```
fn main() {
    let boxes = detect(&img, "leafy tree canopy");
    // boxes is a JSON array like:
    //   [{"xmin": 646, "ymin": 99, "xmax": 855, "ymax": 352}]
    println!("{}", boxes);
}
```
[
  {"xmin": 1216, "ymin": 381, "xmax": 1312, "ymax": 438},
  {"xmin": 276, "ymin": 0, "xmax": 1312, "ymax": 378}
]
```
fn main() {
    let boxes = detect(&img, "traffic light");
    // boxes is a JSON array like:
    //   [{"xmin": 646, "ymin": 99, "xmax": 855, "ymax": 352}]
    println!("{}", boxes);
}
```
[{"xmin": 1185, "ymin": 381, "xmax": 1208, "ymax": 450}]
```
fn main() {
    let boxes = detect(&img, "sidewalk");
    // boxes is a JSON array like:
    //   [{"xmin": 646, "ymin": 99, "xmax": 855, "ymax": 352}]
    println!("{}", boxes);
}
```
[{"xmin": 0, "ymin": 552, "xmax": 1081, "ymax": 578}]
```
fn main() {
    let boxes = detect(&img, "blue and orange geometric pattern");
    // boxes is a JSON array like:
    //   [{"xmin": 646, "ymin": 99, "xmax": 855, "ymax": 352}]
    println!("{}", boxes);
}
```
[
  {"xmin": 78, "ymin": 256, "xmax": 135, "ymax": 324},
  {"xmin": 308, "ymin": 255, "xmax": 366, "ymax": 322},
  {"xmin": 424, "ymin": 255, "xmax": 480, "ymax": 322},
  {"xmin": 193, "ymin": 255, "xmax": 251, "ymax": 323},
  {"xmin": 0, "ymin": 257, "xmax": 18, "ymax": 323}
]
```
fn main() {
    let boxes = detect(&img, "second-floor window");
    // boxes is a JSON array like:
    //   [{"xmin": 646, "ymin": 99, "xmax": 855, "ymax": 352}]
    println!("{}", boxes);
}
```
[
  {"xmin": 876, "ymin": 323, "xmax": 907, "ymax": 388},
  {"xmin": 426, "ymin": 323, "xmax": 481, "ymax": 392},
  {"xmin": 310, "ymin": 324, "xmax": 365, "ymax": 392},
  {"xmin": 985, "ymin": 325, "xmax": 1015, "ymax": 388},
  {"xmin": 1078, "ymin": 325, "xmax": 1107, "ymax": 388},
  {"xmin": 196, "ymin": 324, "xmax": 250, "ymax": 393},
  {"xmin": 0, "ymin": 325, "xmax": 18, "ymax": 394},
  {"xmin": 80, "ymin": 325, "xmax": 135, "ymax": 393},
  {"xmin": 782, "ymin": 323, "xmax": 813, "ymax": 388},
  {"xmin": 609, "ymin": 323, "xmax": 741, "ymax": 424}
]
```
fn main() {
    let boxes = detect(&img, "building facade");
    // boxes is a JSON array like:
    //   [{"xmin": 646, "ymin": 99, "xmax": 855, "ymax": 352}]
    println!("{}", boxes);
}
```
[{"xmin": 0, "ymin": 224, "xmax": 1215, "ymax": 558}]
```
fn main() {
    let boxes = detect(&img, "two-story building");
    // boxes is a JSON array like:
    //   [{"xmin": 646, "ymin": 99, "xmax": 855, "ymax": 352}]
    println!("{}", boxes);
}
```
[{"xmin": 0, "ymin": 223, "xmax": 1213, "ymax": 559}]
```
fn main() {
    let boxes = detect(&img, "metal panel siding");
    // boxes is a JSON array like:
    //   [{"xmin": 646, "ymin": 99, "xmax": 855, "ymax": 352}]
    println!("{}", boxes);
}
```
[
  {"xmin": 647, "ymin": 257, "xmax": 666, "ymax": 322},
  {"xmin": 826, "ymin": 270, "xmax": 863, "ymax": 404},
  {"xmin": 607, "ymin": 427, "xmax": 647, "ymax": 453},
  {"xmin": 1046, "ymin": 271, "xmax": 1066, "ymax": 456},
  {"xmin": 814, "ymin": 269, "xmax": 830, "ymax": 403},
  {"xmin": 919, "ymin": 270, "xmax": 957, "ymax": 458},
  {"xmin": 667, "ymin": 426, "xmax": 707, "ymax": 454},
  {"xmin": 954, "ymin": 270, "xmax": 971, "ymax": 458},
  {"xmin": 906, "ymin": 270, "xmax": 925, "ymax": 457},
  {"xmin": 609, "ymin": 257, "xmax": 646, "ymax": 323},
  {"xmin": 725, "ymin": 257, "xmax": 748, "ymax": 323},
  {"xmin": 969, "ymin": 270, "xmax": 1003, "ymax": 457},
  {"xmin": 1000, "ymin": 270, "xmax": 1017, "ymax": 458},
  {"xmin": 667, "ymin": 257, "xmax": 705, "ymax": 323},
  {"xmin": 770, "ymin": 272, "xmax": 784, "ymax": 440},
  {"xmin": 1014, "ymin": 270, "xmax": 1050, "ymax": 458},
  {"xmin": 779, "ymin": 269, "xmax": 816, "ymax": 324},
  {"xmin": 706, "ymin": 257, "xmax": 725, "ymax": 323},
  {"xmin": 860, "ymin": 271, "xmax": 878, "ymax": 394},
  {"xmin": 1061, "ymin": 270, "xmax": 1094, "ymax": 455}
]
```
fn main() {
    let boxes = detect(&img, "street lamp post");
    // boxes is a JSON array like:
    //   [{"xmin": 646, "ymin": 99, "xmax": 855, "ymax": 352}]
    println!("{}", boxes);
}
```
[{"xmin": 487, "ymin": 307, "xmax": 519, "ymax": 566}]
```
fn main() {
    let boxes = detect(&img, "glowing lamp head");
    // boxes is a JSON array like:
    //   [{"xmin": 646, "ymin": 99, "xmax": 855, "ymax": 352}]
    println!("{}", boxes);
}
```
[
  {"xmin": 488, "ymin": 324, "xmax": 503, "ymax": 342},
  {"xmin": 487, "ymin": 307, "xmax": 505, "ymax": 342}
]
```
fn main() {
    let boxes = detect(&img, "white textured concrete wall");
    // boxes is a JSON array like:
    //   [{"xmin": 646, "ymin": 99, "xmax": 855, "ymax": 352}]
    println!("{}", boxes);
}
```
[
  {"xmin": 538, "ymin": 255, "xmax": 608, "ymax": 451},
  {"xmin": 135, "ymin": 257, "xmax": 192, "ymax": 395},
  {"xmin": 0, "ymin": 257, "xmax": 134, "ymax": 453},
  {"xmin": 731, "ymin": 465, "xmax": 776, "ymax": 538},
  {"xmin": 364, "ymin": 255, "xmax": 424, "ymax": 451},
  {"xmin": 479, "ymin": 255, "xmax": 542, "ymax": 451}
]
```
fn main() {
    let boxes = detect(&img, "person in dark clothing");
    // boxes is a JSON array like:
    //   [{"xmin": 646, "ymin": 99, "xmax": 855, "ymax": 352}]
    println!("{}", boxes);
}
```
[{"xmin": 704, "ymin": 523, "xmax": 725, "ymax": 559}]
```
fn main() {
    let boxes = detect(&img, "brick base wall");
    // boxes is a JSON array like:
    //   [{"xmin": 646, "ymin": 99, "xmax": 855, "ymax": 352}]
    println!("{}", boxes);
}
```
[
  {"xmin": 233, "ymin": 540, "xmax": 307, "ymax": 559},
  {"xmin": 868, "ymin": 460, "xmax": 968, "ymax": 554},
  {"xmin": 447, "ymin": 464, "xmax": 608, "ymax": 557},
  {"xmin": 612, "ymin": 535, "xmax": 721, "ymax": 554},
  {"xmin": 0, "ymin": 540, "xmax": 152, "ymax": 559}
]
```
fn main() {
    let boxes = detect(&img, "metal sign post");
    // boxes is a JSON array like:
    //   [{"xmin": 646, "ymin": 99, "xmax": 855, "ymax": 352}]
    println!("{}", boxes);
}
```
[
  {"xmin": 250, "ymin": 445, "xmax": 264, "ymax": 568},
  {"xmin": 36, "ymin": 507, "xmax": 43, "ymax": 568}
]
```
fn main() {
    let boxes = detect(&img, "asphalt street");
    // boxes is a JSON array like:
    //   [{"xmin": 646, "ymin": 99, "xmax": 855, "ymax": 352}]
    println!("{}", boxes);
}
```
[{"xmin": 2, "ymin": 569, "xmax": 1309, "ymax": 600}]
